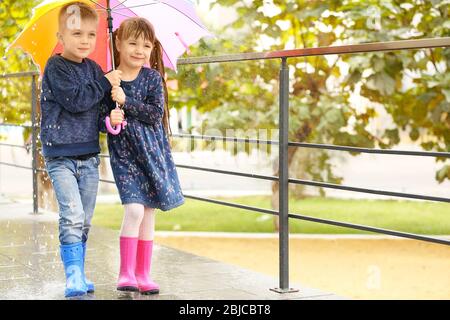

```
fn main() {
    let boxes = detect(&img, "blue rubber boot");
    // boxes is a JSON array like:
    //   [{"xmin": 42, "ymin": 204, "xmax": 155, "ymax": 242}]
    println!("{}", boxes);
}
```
[
  {"xmin": 81, "ymin": 242, "xmax": 95, "ymax": 293},
  {"xmin": 60, "ymin": 242, "xmax": 87, "ymax": 297}
]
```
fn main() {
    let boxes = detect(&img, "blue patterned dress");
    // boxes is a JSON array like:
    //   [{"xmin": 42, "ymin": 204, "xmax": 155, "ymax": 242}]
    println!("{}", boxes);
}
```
[{"xmin": 100, "ymin": 67, "xmax": 185, "ymax": 211}]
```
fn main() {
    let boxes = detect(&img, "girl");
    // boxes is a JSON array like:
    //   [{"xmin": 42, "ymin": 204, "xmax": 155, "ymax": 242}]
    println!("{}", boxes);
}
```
[{"xmin": 101, "ymin": 17, "xmax": 185, "ymax": 295}]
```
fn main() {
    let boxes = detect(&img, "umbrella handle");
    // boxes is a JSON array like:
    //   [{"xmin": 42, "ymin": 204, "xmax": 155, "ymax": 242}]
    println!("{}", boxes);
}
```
[
  {"xmin": 106, "ymin": 102, "xmax": 128, "ymax": 135},
  {"xmin": 105, "ymin": 116, "xmax": 121, "ymax": 135},
  {"xmin": 105, "ymin": 115, "xmax": 128, "ymax": 135}
]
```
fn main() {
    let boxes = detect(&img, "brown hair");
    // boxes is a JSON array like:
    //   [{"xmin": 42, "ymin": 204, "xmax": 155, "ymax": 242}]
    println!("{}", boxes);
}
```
[
  {"xmin": 59, "ymin": 2, "xmax": 98, "ymax": 31},
  {"xmin": 112, "ymin": 18, "xmax": 170, "ymax": 135}
]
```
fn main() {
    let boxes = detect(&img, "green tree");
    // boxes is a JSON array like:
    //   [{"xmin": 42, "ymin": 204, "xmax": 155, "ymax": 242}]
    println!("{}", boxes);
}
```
[{"xmin": 0, "ymin": 0, "xmax": 40, "ymax": 126}]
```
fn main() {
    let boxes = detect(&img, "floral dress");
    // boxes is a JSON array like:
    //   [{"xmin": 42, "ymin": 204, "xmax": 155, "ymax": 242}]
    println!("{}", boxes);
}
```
[{"xmin": 100, "ymin": 67, "xmax": 184, "ymax": 211}]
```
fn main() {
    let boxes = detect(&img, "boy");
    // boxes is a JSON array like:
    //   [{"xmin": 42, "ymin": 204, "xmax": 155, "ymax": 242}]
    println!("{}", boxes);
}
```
[{"xmin": 40, "ymin": 2, "xmax": 122, "ymax": 297}]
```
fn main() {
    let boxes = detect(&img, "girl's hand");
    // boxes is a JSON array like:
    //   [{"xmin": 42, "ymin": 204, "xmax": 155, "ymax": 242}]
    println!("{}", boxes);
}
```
[
  {"xmin": 111, "ymin": 86, "xmax": 126, "ymax": 105},
  {"xmin": 105, "ymin": 70, "xmax": 122, "ymax": 87},
  {"xmin": 109, "ymin": 108, "xmax": 124, "ymax": 126}
]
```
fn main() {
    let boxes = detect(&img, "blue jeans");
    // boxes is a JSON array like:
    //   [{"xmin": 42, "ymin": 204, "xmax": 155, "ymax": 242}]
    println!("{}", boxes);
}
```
[{"xmin": 45, "ymin": 155, "xmax": 100, "ymax": 245}]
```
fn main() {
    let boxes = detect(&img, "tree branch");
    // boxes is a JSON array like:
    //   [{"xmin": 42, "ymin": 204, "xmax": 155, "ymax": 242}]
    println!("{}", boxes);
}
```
[{"xmin": 428, "ymin": 49, "xmax": 440, "ymax": 73}]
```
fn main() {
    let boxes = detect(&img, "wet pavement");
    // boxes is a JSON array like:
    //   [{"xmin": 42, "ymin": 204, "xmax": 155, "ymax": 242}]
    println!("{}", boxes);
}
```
[{"xmin": 0, "ymin": 202, "xmax": 344, "ymax": 300}]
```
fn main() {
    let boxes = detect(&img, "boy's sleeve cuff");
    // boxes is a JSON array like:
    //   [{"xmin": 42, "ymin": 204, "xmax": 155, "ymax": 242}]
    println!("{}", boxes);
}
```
[{"xmin": 99, "ymin": 76, "xmax": 112, "ymax": 92}]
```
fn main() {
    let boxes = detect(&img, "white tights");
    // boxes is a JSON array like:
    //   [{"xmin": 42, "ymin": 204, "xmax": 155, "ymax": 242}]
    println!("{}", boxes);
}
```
[{"xmin": 120, "ymin": 203, "xmax": 156, "ymax": 240}]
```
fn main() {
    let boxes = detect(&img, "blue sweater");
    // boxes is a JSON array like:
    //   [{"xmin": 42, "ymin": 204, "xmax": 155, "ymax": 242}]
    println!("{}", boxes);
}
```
[
  {"xmin": 40, "ymin": 55, "xmax": 111, "ymax": 157},
  {"xmin": 99, "ymin": 67, "xmax": 185, "ymax": 211}
]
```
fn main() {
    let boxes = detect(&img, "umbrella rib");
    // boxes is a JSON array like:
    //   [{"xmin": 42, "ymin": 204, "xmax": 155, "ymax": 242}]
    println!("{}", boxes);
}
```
[
  {"xmin": 89, "ymin": 0, "xmax": 107, "ymax": 9},
  {"xmin": 163, "ymin": 2, "xmax": 210, "ymax": 32},
  {"xmin": 161, "ymin": 43, "xmax": 176, "ymax": 70},
  {"xmin": 112, "ymin": 2, "xmax": 159, "ymax": 12},
  {"xmin": 111, "ymin": 0, "xmax": 129, "ymax": 10},
  {"xmin": 112, "ymin": 11, "xmax": 135, "ymax": 18}
]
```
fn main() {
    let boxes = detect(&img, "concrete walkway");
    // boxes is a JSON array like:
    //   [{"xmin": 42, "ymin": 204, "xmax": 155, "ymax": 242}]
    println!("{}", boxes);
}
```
[{"xmin": 0, "ymin": 201, "xmax": 344, "ymax": 300}]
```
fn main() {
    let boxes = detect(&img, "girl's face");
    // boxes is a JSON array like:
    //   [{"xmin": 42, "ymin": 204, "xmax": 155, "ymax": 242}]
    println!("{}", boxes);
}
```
[{"xmin": 116, "ymin": 35, "xmax": 153, "ymax": 69}]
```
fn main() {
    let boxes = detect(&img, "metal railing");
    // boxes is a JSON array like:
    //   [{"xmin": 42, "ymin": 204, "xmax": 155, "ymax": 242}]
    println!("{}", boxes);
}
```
[
  {"xmin": 176, "ymin": 37, "xmax": 450, "ymax": 293},
  {"xmin": 1, "ymin": 37, "xmax": 449, "ymax": 294}
]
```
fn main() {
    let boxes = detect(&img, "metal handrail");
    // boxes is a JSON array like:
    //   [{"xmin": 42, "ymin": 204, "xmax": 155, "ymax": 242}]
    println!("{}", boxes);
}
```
[
  {"xmin": 289, "ymin": 178, "xmax": 450, "ymax": 203},
  {"xmin": 0, "ymin": 161, "xmax": 32, "ymax": 170},
  {"xmin": 288, "ymin": 213, "xmax": 450, "ymax": 246},
  {"xmin": 178, "ymin": 38, "xmax": 450, "ymax": 64},
  {"xmin": 175, "ymin": 164, "xmax": 277, "ymax": 182},
  {"xmin": 0, "ymin": 71, "xmax": 39, "ymax": 79},
  {"xmin": 171, "ymin": 133, "xmax": 450, "ymax": 158},
  {"xmin": 0, "ymin": 142, "xmax": 27, "ymax": 149},
  {"xmin": 0, "ymin": 123, "xmax": 33, "ymax": 129}
]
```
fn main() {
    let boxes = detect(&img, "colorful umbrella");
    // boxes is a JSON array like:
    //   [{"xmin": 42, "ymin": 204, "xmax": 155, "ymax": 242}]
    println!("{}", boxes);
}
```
[{"xmin": 8, "ymin": 0, "xmax": 211, "ymax": 73}]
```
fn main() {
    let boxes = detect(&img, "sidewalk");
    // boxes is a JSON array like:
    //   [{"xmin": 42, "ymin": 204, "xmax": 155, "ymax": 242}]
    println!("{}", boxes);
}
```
[{"xmin": 0, "ymin": 202, "xmax": 344, "ymax": 300}]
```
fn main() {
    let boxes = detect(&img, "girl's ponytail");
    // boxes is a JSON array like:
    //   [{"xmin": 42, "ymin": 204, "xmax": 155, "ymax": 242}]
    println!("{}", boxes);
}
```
[
  {"xmin": 150, "ymin": 39, "xmax": 171, "ymax": 136},
  {"xmin": 112, "ymin": 29, "xmax": 120, "ymax": 70}
]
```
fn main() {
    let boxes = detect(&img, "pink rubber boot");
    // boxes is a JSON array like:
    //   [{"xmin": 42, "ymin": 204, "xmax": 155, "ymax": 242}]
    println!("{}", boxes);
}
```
[
  {"xmin": 117, "ymin": 236, "xmax": 139, "ymax": 292},
  {"xmin": 135, "ymin": 240, "xmax": 160, "ymax": 295}
]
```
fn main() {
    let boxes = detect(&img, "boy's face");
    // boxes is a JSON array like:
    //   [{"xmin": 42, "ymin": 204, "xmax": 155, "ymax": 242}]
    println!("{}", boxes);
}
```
[
  {"xmin": 58, "ymin": 18, "xmax": 98, "ymax": 63},
  {"xmin": 116, "ymin": 35, "xmax": 153, "ymax": 69}
]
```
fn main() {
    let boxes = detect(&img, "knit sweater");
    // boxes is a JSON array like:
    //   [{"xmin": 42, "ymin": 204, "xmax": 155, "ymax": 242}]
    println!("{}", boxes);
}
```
[{"xmin": 40, "ymin": 55, "xmax": 111, "ymax": 157}]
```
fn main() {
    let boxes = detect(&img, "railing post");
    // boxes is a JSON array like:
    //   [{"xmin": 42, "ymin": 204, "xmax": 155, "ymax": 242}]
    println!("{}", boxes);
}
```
[
  {"xmin": 31, "ymin": 75, "xmax": 39, "ymax": 215},
  {"xmin": 270, "ymin": 58, "xmax": 298, "ymax": 293}
]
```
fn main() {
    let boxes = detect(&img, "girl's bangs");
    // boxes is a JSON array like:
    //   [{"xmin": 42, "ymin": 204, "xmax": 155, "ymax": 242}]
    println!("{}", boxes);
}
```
[{"xmin": 121, "ymin": 20, "xmax": 154, "ymax": 42}]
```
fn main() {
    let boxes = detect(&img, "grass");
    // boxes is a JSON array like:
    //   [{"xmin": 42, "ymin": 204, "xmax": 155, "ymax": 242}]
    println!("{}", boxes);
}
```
[{"xmin": 92, "ymin": 196, "xmax": 450, "ymax": 235}]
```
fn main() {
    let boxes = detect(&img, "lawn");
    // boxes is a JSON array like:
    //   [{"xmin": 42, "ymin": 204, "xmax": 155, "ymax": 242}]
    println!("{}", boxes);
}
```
[{"xmin": 92, "ymin": 196, "xmax": 450, "ymax": 235}]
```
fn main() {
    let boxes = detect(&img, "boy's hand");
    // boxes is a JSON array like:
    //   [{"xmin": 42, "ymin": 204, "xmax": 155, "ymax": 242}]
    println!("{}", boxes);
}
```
[
  {"xmin": 111, "ymin": 86, "xmax": 126, "ymax": 105},
  {"xmin": 109, "ymin": 108, "xmax": 124, "ymax": 126},
  {"xmin": 105, "ymin": 70, "xmax": 122, "ymax": 87}
]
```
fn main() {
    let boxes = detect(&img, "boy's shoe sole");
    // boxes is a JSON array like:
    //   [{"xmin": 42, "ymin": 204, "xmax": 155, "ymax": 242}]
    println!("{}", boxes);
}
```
[{"xmin": 65, "ymin": 290, "xmax": 87, "ymax": 297}]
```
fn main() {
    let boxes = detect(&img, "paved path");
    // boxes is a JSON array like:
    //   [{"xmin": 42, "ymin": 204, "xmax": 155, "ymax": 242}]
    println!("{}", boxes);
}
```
[{"xmin": 0, "ymin": 202, "xmax": 343, "ymax": 300}]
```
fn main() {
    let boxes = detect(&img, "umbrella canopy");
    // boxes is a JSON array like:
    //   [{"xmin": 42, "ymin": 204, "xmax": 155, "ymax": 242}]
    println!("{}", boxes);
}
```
[{"xmin": 9, "ymin": 0, "xmax": 211, "ymax": 74}]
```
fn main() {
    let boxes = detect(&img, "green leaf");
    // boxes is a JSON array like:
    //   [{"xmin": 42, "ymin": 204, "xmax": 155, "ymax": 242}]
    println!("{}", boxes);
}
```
[
  {"xmin": 409, "ymin": 128, "xmax": 420, "ymax": 141},
  {"xmin": 436, "ymin": 165, "xmax": 450, "ymax": 183},
  {"xmin": 366, "ymin": 72, "xmax": 396, "ymax": 96},
  {"xmin": 442, "ymin": 89, "xmax": 450, "ymax": 103}
]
